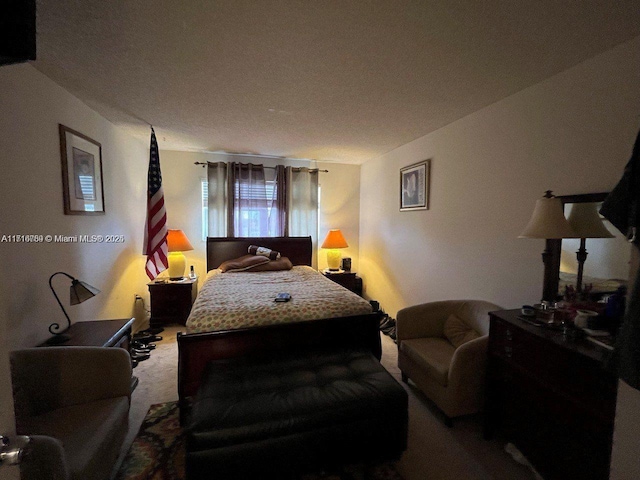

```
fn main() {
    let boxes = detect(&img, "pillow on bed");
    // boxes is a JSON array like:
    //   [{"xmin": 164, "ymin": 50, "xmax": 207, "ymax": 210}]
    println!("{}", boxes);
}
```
[
  {"xmin": 244, "ymin": 256, "xmax": 293, "ymax": 272},
  {"xmin": 219, "ymin": 255, "xmax": 270, "ymax": 273},
  {"xmin": 248, "ymin": 245, "xmax": 281, "ymax": 260}
]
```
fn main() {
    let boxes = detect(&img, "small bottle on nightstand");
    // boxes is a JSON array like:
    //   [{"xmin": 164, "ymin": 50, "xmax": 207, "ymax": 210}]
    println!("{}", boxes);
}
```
[{"xmin": 189, "ymin": 266, "xmax": 196, "ymax": 280}]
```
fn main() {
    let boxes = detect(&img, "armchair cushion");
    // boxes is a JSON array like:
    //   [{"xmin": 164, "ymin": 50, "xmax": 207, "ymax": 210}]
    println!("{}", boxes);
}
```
[
  {"xmin": 443, "ymin": 314, "xmax": 480, "ymax": 348},
  {"xmin": 400, "ymin": 338, "xmax": 455, "ymax": 387}
]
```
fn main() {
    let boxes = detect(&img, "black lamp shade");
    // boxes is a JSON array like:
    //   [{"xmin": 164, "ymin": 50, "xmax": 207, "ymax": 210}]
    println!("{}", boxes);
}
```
[
  {"xmin": 48, "ymin": 272, "xmax": 100, "ymax": 339},
  {"xmin": 70, "ymin": 279, "xmax": 100, "ymax": 305}
]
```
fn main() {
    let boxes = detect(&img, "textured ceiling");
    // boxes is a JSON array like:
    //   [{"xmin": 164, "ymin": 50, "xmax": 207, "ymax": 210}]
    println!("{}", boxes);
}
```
[{"xmin": 34, "ymin": 1, "xmax": 640, "ymax": 164}]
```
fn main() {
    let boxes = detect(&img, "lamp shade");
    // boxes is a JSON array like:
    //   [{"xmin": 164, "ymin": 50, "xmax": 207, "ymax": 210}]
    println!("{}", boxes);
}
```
[
  {"xmin": 69, "ymin": 279, "xmax": 100, "ymax": 305},
  {"xmin": 519, "ymin": 193, "xmax": 578, "ymax": 239},
  {"xmin": 321, "ymin": 229, "xmax": 349, "ymax": 249},
  {"xmin": 566, "ymin": 203, "xmax": 614, "ymax": 239},
  {"xmin": 167, "ymin": 229, "xmax": 194, "ymax": 252}
]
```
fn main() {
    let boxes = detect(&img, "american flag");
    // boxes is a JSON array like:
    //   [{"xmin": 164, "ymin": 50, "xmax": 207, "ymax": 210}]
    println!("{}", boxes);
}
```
[{"xmin": 143, "ymin": 127, "xmax": 168, "ymax": 279}]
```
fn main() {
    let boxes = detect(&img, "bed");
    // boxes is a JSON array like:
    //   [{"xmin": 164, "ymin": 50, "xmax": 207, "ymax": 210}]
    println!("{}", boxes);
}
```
[{"xmin": 177, "ymin": 236, "xmax": 382, "ymax": 420}]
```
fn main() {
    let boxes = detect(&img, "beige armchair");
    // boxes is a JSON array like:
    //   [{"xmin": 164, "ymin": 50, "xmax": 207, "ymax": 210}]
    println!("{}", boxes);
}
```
[
  {"xmin": 396, "ymin": 300, "xmax": 501, "ymax": 426},
  {"xmin": 10, "ymin": 347, "xmax": 132, "ymax": 480}
]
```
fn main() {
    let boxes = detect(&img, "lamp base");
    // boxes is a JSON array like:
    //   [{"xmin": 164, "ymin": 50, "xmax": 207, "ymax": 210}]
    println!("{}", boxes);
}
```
[
  {"xmin": 46, "ymin": 334, "xmax": 70, "ymax": 345},
  {"xmin": 168, "ymin": 252, "xmax": 186, "ymax": 279},
  {"xmin": 326, "ymin": 249, "xmax": 342, "ymax": 271}
]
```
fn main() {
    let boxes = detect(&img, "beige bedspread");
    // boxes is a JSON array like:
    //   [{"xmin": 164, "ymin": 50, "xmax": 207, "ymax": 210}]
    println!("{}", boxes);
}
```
[{"xmin": 186, "ymin": 266, "xmax": 373, "ymax": 333}]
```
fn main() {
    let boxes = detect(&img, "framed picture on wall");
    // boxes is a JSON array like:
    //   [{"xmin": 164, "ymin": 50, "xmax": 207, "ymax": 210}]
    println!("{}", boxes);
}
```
[
  {"xmin": 59, "ymin": 124, "xmax": 105, "ymax": 215},
  {"xmin": 400, "ymin": 159, "xmax": 430, "ymax": 211}
]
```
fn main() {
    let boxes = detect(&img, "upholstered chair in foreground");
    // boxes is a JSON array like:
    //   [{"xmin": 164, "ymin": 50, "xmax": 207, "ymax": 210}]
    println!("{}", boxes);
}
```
[
  {"xmin": 11, "ymin": 347, "xmax": 132, "ymax": 480},
  {"xmin": 396, "ymin": 299, "xmax": 501, "ymax": 426}
]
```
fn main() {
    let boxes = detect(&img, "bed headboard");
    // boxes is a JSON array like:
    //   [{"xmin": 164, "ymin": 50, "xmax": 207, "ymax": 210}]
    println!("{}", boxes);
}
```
[{"xmin": 207, "ymin": 236, "xmax": 312, "ymax": 271}]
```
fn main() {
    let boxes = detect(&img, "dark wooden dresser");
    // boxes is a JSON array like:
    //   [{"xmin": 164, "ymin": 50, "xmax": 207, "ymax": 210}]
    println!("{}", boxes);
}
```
[{"xmin": 484, "ymin": 309, "xmax": 618, "ymax": 480}]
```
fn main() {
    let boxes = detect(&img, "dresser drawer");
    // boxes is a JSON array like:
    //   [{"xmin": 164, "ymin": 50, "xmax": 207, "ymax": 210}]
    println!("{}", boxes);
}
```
[
  {"xmin": 489, "ymin": 316, "xmax": 616, "ymax": 417},
  {"xmin": 486, "ymin": 310, "xmax": 617, "ymax": 480}
]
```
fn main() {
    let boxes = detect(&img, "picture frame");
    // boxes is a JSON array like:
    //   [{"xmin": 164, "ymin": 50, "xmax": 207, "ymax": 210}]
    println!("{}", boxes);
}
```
[
  {"xmin": 400, "ymin": 159, "xmax": 430, "ymax": 211},
  {"xmin": 59, "ymin": 124, "xmax": 105, "ymax": 215}
]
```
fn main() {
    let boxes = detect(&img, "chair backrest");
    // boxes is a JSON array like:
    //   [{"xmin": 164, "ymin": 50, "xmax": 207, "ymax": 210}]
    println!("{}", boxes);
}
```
[{"xmin": 454, "ymin": 300, "xmax": 502, "ymax": 336}]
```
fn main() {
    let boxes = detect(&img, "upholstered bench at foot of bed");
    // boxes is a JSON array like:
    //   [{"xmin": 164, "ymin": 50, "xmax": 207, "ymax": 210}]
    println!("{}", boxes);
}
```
[{"xmin": 185, "ymin": 349, "xmax": 408, "ymax": 480}]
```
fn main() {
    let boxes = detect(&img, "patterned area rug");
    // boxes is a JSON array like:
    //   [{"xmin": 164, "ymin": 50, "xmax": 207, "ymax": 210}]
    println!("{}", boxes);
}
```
[{"xmin": 117, "ymin": 402, "xmax": 403, "ymax": 480}]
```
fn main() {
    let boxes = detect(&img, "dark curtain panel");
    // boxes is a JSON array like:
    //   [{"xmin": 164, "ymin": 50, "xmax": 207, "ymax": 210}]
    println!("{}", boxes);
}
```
[
  {"xmin": 228, "ymin": 162, "xmax": 266, "ymax": 237},
  {"xmin": 207, "ymin": 162, "xmax": 228, "ymax": 237},
  {"xmin": 276, "ymin": 165, "xmax": 287, "ymax": 236}
]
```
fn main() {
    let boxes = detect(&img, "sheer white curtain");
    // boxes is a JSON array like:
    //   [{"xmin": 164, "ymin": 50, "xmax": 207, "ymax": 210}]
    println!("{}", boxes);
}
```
[{"xmin": 287, "ymin": 167, "xmax": 319, "ymax": 268}]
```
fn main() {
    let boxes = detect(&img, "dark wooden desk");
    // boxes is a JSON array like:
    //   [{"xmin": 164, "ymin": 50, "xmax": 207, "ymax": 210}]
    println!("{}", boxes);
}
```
[
  {"xmin": 40, "ymin": 318, "xmax": 135, "ymax": 349},
  {"xmin": 40, "ymin": 318, "xmax": 137, "ymax": 390},
  {"xmin": 485, "ymin": 309, "xmax": 617, "ymax": 480}
]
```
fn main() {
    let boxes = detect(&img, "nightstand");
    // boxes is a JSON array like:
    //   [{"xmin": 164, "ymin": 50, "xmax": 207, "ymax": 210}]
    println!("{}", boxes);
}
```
[
  {"xmin": 148, "ymin": 278, "xmax": 198, "ymax": 326},
  {"xmin": 322, "ymin": 271, "xmax": 363, "ymax": 296}
]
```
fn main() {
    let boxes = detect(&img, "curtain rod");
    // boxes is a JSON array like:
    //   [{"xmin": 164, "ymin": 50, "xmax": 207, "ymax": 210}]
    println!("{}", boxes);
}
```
[{"xmin": 194, "ymin": 162, "xmax": 328, "ymax": 173}]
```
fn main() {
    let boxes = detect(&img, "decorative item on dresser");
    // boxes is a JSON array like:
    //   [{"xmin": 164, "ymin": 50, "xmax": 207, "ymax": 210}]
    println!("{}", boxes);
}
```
[
  {"xmin": 566, "ymin": 201, "xmax": 615, "ymax": 292},
  {"xmin": 519, "ymin": 190, "xmax": 578, "ymax": 301},
  {"xmin": 322, "ymin": 270, "xmax": 363, "ymax": 296},
  {"xmin": 148, "ymin": 277, "xmax": 198, "ymax": 326},
  {"xmin": 484, "ymin": 309, "xmax": 617, "ymax": 480}
]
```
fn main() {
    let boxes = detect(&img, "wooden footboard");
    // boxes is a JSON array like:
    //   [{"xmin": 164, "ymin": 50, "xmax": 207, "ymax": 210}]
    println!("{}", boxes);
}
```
[{"xmin": 177, "ymin": 312, "xmax": 382, "ymax": 423}]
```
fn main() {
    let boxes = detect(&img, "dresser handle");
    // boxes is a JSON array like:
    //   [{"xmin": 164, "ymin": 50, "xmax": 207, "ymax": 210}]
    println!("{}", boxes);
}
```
[{"xmin": 504, "ymin": 346, "xmax": 513, "ymax": 358}]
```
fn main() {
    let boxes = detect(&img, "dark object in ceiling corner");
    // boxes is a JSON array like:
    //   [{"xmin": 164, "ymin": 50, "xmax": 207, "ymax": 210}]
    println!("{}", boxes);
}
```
[{"xmin": 0, "ymin": 0, "xmax": 36, "ymax": 66}]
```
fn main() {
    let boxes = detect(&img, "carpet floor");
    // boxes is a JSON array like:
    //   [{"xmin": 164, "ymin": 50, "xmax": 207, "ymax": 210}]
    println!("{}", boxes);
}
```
[{"xmin": 117, "ymin": 401, "xmax": 403, "ymax": 480}]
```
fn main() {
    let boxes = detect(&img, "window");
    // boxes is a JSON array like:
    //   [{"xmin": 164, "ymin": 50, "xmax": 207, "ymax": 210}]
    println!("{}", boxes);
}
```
[{"xmin": 201, "ymin": 179, "xmax": 208, "ymax": 241}]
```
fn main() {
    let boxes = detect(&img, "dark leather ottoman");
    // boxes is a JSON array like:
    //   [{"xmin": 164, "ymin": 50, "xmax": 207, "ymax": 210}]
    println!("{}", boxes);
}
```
[{"xmin": 185, "ymin": 349, "xmax": 408, "ymax": 479}]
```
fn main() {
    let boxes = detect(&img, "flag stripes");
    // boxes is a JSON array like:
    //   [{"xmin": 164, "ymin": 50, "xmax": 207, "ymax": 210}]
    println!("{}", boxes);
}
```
[{"xmin": 143, "ymin": 127, "xmax": 168, "ymax": 280}]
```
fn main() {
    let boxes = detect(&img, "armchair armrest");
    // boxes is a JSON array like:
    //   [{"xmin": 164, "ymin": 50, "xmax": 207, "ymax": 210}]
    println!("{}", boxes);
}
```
[
  {"xmin": 396, "ymin": 301, "xmax": 465, "ymax": 343},
  {"xmin": 20, "ymin": 435, "xmax": 69, "ymax": 480},
  {"xmin": 448, "ymin": 335, "xmax": 489, "ymax": 391},
  {"xmin": 11, "ymin": 347, "xmax": 132, "ymax": 419}
]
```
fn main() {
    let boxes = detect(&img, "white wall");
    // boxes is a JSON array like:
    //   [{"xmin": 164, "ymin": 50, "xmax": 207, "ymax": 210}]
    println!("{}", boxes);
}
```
[
  {"xmin": 0, "ymin": 64, "xmax": 150, "ymax": 348},
  {"xmin": 157, "ymin": 151, "xmax": 361, "ymax": 274},
  {"xmin": 358, "ymin": 36, "xmax": 640, "ymax": 316}
]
